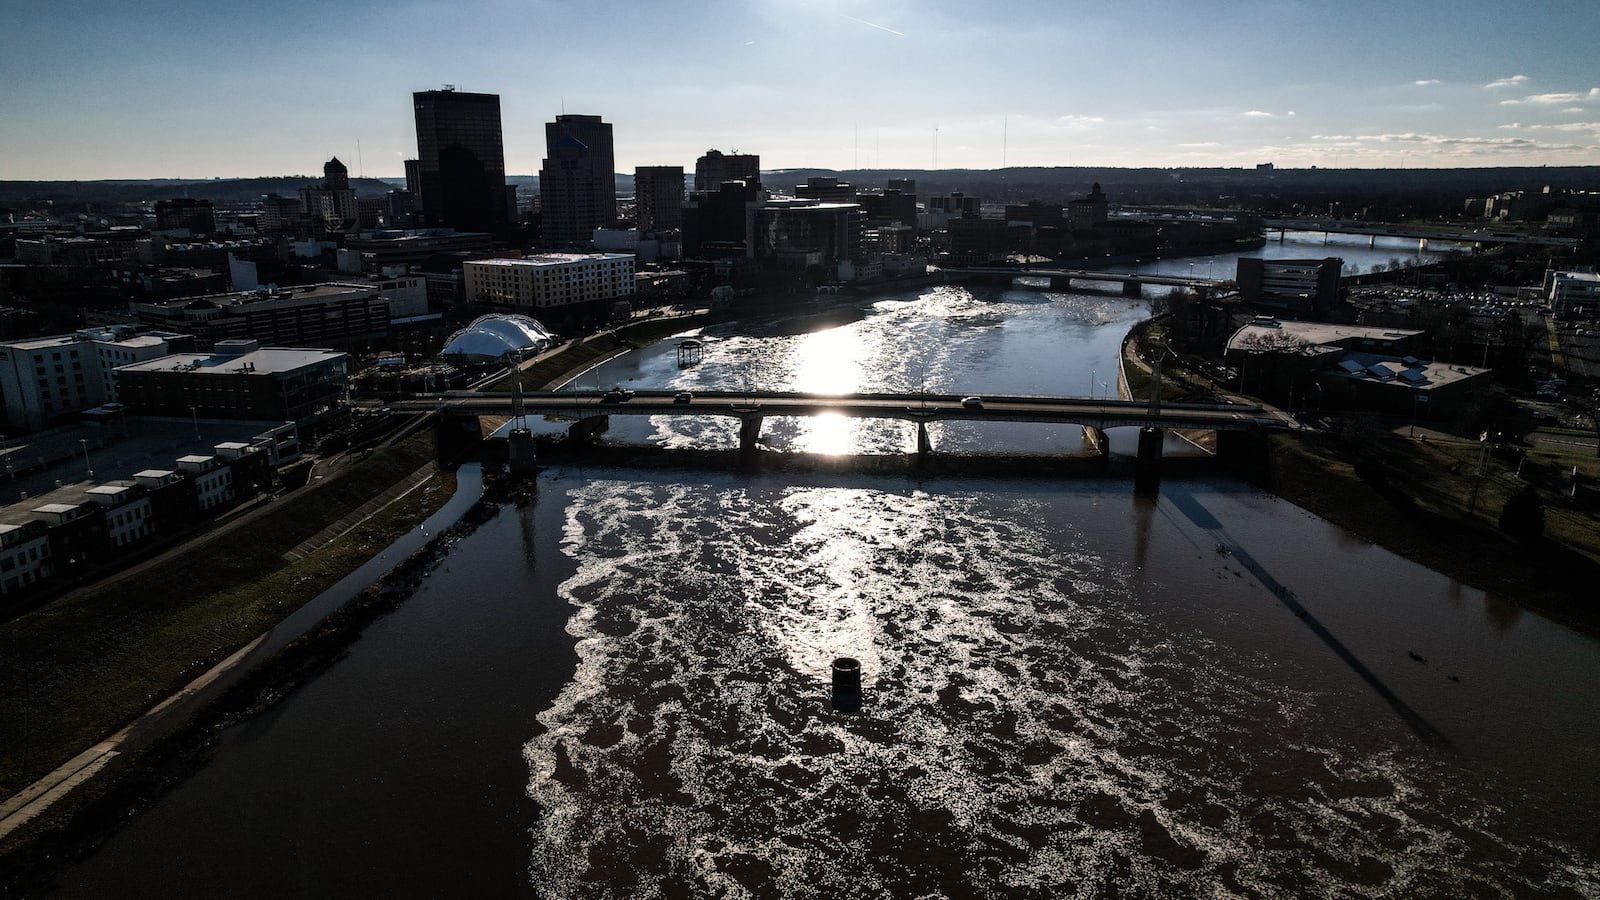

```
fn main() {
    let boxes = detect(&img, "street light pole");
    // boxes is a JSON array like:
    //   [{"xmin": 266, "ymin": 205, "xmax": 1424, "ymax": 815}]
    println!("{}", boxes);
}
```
[
  {"xmin": 190, "ymin": 406, "xmax": 200, "ymax": 441},
  {"xmin": 78, "ymin": 438, "xmax": 93, "ymax": 480}
]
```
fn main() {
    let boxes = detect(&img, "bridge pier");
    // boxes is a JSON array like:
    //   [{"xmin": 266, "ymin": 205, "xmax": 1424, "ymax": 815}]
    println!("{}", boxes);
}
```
[
  {"xmin": 1369, "ymin": 234, "xmax": 1376, "ymax": 248},
  {"xmin": 738, "ymin": 414, "xmax": 764, "ymax": 472},
  {"xmin": 1049, "ymin": 275, "xmax": 1072, "ymax": 291},
  {"xmin": 916, "ymin": 421, "xmax": 933, "ymax": 457},
  {"xmin": 1134, "ymin": 426, "xmax": 1164, "ymax": 495},
  {"xmin": 1121, "ymin": 279, "xmax": 1142, "ymax": 298},
  {"xmin": 507, "ymin": 425, "xmax": 536, "ymax": 474}
]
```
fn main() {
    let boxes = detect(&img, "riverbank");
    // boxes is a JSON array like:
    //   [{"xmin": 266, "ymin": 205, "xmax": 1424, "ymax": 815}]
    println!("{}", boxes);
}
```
[
  {"xmin": 1264, "ymin": 429, "xmax": 1600, "ymax": 635},
  {"xmin": 1120, "ymin": 316, "xmax": 1600, "ymax": 634},
  {"xmin": 0, "ymin": 431, "xmax": 455, "ymax": 824},
  {"xmin": 0, "ymin": 469, "xmax": 537, "ymax": 897}
]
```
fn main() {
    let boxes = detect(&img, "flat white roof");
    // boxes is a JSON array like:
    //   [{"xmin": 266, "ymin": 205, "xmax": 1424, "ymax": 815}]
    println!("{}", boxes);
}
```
[
  {"xmin": 117, "ymin": 347, "xmax": 345, "ymax": 375},
  {"xmin": 32, "ymin": 503, "xmax": 78, "ymax": 514},
  {"xmin": 469, "ymin": 253, "xmax": 632, "ymax": 268}
]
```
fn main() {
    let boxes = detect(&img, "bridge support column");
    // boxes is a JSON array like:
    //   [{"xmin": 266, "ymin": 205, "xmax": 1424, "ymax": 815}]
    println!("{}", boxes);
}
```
[
  {"xmin": 916, "ymin": 421, "xmax": 933, "ymax": 457},
  {"xmin": 507, "ymin": 425, "xmax": 537, "ymax": 474},
  {"xmin": 1369, "ymin": 234, "xmax": 1376, "ymax": 248},
  {"xmin": 1121, "ymin": 279, "xmax": 1142, "ymax": 298},
  {"xmin": 1134, "ymin": 426, "xmax": 1164, "ymax": 495},
  {"xmin": 1049, "ymin": 276, "xmax": 1072, "ymax": 291},
  {"xmin": 738, "ymin": 414, "xmax": 764, "ymax": 472}
]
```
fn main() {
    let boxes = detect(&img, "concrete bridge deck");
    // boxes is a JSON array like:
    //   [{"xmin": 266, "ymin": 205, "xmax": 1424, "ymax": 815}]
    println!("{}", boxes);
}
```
[{"xmin": 402, "ymin": 390, "xmax": 1278, "ymax": 432}]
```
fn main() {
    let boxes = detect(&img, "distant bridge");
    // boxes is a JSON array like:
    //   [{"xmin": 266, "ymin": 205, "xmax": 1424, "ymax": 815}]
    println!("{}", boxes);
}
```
[
  {"xmin": 940, "ymin": 267, "xmax": 1226, "ymax": 296},
  {"xmin": 1263, "ymin": 218, "xmax": 1579, "ymax": 248}
]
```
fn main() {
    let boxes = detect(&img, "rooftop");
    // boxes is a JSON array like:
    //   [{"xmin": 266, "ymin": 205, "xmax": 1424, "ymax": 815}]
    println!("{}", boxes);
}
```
[
  {"xmin": 469, "ymin": 254, "xmax": 633, "ymax": 268},
  {"xmin": 1325, "ymin": 352, "xmax": 1489, "ymax": 390},
  {"xmin": 117, "ymin": 347, "xmax": 346, "ymax": 376},
  {"xmin": 1226, "ymin": 319, "xmax": 1423, "ymax": 353}
]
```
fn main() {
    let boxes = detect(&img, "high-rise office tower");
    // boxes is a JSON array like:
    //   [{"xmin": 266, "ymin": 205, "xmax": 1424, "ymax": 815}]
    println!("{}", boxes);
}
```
[
  {"xmin": 694, "ymin": 149, "xmax": 761, "ymax": 192},
  {"xmin": 412, "ymin": 88, "xmax": 509, "ymax": 233},
  {"xmin": 634, "ymin": 166, "xmax": 684, "ymax": 233},
  {"xmin": 539, "ymin": 114, "xmax": 617, "ymax": 247}
]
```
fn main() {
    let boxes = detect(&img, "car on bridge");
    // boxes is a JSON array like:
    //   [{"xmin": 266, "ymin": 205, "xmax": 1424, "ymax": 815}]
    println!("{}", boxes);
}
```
[
  {"xmin": 602, "ymin": 386, "xmax": 635, "ymax": 403},
  {"xmin": 962, "ymin": 396, "xmax": 984, "ymax": 409}
]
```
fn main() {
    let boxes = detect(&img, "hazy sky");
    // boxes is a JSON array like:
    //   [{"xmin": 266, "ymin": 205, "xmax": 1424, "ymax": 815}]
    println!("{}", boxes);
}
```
[{"xmin": 3, "ymin": 0, "xmax": 1599, "ymax": 179}]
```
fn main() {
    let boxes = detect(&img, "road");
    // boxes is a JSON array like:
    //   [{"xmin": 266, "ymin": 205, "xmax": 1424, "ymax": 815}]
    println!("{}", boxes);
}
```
[{"xmin": 395, "ymin": 390, "xmax": 1280, "ymax": 432}]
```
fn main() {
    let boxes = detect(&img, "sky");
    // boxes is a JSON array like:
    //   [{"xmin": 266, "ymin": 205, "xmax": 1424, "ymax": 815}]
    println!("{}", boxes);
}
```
[{"xmin": 3, "ymin": 0, "xmax": 1599, "ymax": 179}]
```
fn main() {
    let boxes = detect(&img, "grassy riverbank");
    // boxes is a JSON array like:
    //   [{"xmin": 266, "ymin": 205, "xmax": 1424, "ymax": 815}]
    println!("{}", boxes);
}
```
[
  {"xmin": 1265, "ymin": 427, "xmax": 1600, "ymax": 631},
  {"xmin": 1122, "ymin": 317, "xmax": 1600, "ymax": 631},
  {"xmin": 0, "ymin": 431, "xmax": 452, "ymax": 801}
]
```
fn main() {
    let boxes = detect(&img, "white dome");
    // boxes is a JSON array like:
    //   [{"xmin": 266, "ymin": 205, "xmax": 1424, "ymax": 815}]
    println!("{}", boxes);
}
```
[{"xmin": 441, "ymin": 314, "xmax": 556, "ymax": 364}]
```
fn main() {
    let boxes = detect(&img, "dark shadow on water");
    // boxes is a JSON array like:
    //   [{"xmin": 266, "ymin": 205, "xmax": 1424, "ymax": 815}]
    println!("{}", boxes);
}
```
[{"xmin": 1160, "ymin": 485, "xmax": 1452, "ymax": 748}]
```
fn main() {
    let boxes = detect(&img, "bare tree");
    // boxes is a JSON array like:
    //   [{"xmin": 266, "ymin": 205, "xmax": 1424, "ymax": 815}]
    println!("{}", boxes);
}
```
[{"xmin": 1240, "ymin": 330, "xmax": 1312, "ymax": 353}]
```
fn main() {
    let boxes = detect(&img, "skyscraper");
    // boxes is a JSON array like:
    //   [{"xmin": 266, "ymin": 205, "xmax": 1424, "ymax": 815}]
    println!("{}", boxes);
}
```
[
  {"xmin": 412, "ymin": 88, "xmax": 508, "ymax": 233},
  {"xmin": 634, "ymin": 166, "xmax": 684, "ymax": 233},
  {"xmin": 539, "ymin": 114, "xmax": 617, "ymax": 247},
  {"xmin": 694, "ymin": 149, "xmax": 761, "ymax": 193}
]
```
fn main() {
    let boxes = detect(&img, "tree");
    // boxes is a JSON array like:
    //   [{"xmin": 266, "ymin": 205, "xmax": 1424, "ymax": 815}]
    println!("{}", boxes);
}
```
[{"xmin": 1498, "ymin": 485, "xmax": 1545, "ymax": 542}]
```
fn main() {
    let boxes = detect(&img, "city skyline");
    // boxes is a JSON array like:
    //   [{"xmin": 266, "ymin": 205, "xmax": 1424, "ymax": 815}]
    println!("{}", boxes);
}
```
[{"xmin": 3, "ymin": 0, "xmax": 1600, "ymax": 179}]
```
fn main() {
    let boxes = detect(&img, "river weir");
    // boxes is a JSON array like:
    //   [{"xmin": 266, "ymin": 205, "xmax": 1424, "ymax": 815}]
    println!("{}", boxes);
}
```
[{"xmin": 40, "ymin": 259, "xmax": 1600, "ymax": 898}]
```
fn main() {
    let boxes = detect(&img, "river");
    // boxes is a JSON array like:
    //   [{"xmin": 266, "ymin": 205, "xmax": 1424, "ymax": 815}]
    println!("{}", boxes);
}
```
[{"xmin": 41, "ymin": 238, "xmax": 1600, "ymax": 898}]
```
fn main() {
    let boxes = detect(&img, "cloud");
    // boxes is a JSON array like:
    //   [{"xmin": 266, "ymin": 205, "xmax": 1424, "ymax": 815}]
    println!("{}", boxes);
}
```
[
  {"xmin": 1177, "ymin": 142, "xmax": 1221, "ymax": 147},
  {"xmin": 1511, "ymin": 121, "xmax": 1600, "ymax": 133},
  {"xmin": 1485, "ymin": 75, "xmax": 1529, "ymax": 89},
  {"xmin": 1414, "ymin": 79, "xmax": 1440, "ymax": 86},
  {"xmin": 1500, "ymin": 87, "xmax": 1600, "ymax": 106},
  {"xmin": 1306, "ymin": 131, "xmax": 1591, "ymax": 154},
  {"xmin": 1242, "ymin": 110, "xmax": 1272, "ymax": 117}
]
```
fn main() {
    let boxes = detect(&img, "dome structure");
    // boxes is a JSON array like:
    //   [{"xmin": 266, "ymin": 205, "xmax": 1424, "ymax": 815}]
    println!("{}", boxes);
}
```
[{"xmin": 440, "ymin": 314, "xmax": 557, "ymax": 364}]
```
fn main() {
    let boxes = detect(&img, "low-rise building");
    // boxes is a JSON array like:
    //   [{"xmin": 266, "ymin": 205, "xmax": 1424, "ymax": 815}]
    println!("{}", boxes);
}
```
[
  {"xmin": 1543, "ymin": 268, "xmax": 1600, "ymax": 317},
  {"xmin": 0, "ymin": 327, "xmax": 195, "ymax": 431},
  {"xmin": 1236, "ymin": 257, "xmax": 1343, "ymax": 318},
  {"xmin": 125, "ymin": 283, "xmax": 392, "ymax": 350},
  {"xmin": 113, "ymin": 340, "xmax": 348, "ymax": 426},
  {"xmin": 463, "ymin": 254, "xmax": 636, "ymax": 310},
  {"xmin": 1225, "ymin": 318, "xmax": 1488, "ymax": 415},
  {"xmin": 84, "ymin": 483, "xmax": 155, "ymax": 550},
  {"xmin": 0, "ymin": 520, "xmax": 52, "ymax": 598}
]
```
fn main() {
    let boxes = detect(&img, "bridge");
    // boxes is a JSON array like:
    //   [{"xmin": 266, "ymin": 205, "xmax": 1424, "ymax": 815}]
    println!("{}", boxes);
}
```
[
  {"xmin": 407, "ymin": 389, "xmax": 1281, "ymax": 489},
  {"xmin": 1263, "ymin": 218, "xmax": 1579, "ymax": 249},
  {"xmin": 940, "ymin": 266, "xmax": 1225, "ymax": 296}
]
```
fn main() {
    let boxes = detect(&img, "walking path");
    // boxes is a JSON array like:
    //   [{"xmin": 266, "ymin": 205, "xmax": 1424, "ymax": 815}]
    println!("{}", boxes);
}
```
[
  {"xmin": 2, "ymin": 456, "xmax": 443, "ymax": 844},
  {"xmin": 282, "ymin": 463, "xmax": 436, "ymax": 562}
]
